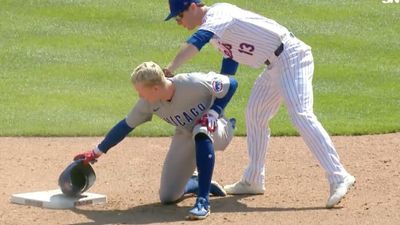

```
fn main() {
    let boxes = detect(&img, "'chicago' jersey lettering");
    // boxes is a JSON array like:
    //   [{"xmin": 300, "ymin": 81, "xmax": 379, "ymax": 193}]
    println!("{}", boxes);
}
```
[{"xmin": 163, "ymin": 103, "xmax": 206, "ymax": 127}]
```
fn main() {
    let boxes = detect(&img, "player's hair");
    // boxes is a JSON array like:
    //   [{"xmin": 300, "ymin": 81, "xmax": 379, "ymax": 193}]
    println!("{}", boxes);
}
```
[{"xmin": 131, "ymin": 61, "xmax": 166, "ymax": 87}]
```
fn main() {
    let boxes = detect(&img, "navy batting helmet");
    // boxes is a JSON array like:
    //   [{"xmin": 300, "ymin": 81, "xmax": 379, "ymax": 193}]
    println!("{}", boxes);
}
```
[{"xmin": 58, "ymin": 159, "xmax": 96, "ymax": 197}]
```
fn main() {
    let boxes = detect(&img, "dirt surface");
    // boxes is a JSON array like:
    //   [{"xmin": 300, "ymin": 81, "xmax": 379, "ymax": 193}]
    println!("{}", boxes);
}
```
[{"xmin": 1, "ymin": 133, "xmax": 399, "ymax": 225}]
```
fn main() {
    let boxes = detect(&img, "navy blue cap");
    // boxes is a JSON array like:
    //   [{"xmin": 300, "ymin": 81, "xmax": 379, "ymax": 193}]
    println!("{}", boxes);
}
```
[{"xmin": 165, "ymin": 0, "xmax": 201, "ymax": 21}]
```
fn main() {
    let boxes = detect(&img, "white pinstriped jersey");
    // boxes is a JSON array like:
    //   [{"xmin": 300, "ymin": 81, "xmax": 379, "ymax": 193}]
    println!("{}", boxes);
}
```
[{"xmin": 199, "ymin": 3, "xmax": 290, "ymax": 68}]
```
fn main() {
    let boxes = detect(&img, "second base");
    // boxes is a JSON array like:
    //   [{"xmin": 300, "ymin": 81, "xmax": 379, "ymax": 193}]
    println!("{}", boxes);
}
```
[{"xmin": 11, "ymin": 189, "xmax": 107, "ymax": 209}]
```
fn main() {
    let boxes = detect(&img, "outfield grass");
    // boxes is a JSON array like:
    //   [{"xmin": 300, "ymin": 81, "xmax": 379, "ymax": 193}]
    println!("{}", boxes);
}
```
[{"xmin": 0, "ymin": 0, "xmax": 399, "ymax": 136}]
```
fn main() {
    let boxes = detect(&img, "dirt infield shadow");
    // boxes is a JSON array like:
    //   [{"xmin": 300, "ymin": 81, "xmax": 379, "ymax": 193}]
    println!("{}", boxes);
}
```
[{"xmin": 71, "ymin": 196, "xmax": 331, "ymax": 225}]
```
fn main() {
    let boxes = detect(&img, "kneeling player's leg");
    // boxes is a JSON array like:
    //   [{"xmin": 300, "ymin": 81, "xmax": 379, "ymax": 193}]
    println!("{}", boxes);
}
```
[
  {"xmin": 186, "ymin": 132, "xmax": 214, "ymax": 220},
  {"xmin": 194, "ymin": 133, "xmax": 215, "ymax": 201},
  {"xmin": 159, "ymin": 130, "xmax": 196, "ymax": 204},
  {"xmin": 185, "ymin": 117, "xmax": 234, "ymax": 198}
]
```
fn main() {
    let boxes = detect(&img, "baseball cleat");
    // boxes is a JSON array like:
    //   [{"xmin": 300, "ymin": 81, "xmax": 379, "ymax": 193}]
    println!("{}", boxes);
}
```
[
  {"xmin": 224, "ymin": 180, "xmax": 265, "ymax": 195},
  {"xmin": 326, "ymin": 175, "xmax": 356, "ymax": 208},
  {"xmin": 186, "ymin": 197, "xmax": 210, "ymax": 220},
  {"xmin": 184, "ymin": 175, "xmax": 227, "ymax": 197},
  {"xmin": 210, "ymin": 180, "xmax": 227, "ymax": 197}
]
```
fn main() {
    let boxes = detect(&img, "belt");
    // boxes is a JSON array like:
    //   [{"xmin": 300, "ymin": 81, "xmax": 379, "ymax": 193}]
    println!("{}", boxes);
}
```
[{"xmin": 265, "ymin": 43, "xmax": 284, "ymax": 66}]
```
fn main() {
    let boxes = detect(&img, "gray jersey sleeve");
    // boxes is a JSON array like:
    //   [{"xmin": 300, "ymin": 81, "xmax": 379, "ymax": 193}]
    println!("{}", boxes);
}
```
[
  {"xmin": 125, "ymin": 98, "xmax": 153, "ymax": 128},
  {"xmin": 199, "ymin": 71, "xmax": 231, "ymax": 99}
]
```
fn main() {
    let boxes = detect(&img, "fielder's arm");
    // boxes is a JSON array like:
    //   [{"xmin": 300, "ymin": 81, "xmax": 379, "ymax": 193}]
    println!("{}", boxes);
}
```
[
  {"xmin": 166, "ymin": 30, "xmax": 214, "ymax": 74},
  {"xmin": 220, "ymin": 58, "xmax": 239, "ymax": 75}
]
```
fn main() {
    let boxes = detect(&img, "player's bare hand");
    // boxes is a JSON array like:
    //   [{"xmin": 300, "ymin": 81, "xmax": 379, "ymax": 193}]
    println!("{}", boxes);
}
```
[
  {"xmin": 74, "ymin": 149, "xmax": 101, "ymax": 165},
  {"xmin": 198, "ymin": 110, "xmax": 219, "ymax": 132},
  {"xmin": 163, "ymin": 68, "xmax": 173, "ymax": 77}
]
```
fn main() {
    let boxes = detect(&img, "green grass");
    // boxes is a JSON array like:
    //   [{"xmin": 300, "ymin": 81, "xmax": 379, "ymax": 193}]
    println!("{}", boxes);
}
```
[{"xmin": 0, "ymin": 0, "xmax": 399, "ymax": 136}]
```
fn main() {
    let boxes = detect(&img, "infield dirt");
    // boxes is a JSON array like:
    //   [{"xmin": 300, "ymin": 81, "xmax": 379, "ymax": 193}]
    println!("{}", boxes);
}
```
[{"xmin": 1, "ymin": 133, "xmax": 399, "ymax": 225}]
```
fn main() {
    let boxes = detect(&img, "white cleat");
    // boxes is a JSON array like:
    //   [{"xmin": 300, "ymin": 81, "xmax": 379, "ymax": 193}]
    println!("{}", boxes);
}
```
[
  {"xmin": 326, "ymin": 175, "xmax": 356, "ymax": 208},
  {"xmin": 224, "ymin": 181, "xmax": 265, "ymax": 195}
]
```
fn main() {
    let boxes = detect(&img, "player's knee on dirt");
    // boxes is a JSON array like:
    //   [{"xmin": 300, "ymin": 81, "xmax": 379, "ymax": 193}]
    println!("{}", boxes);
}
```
[
  {"xmin": 159, "ymin": 189, "xmax": 183, "ymax": 204},
  {"xmin": 159, "ymin": 180, "xmax": 186, "ymax": 204}
]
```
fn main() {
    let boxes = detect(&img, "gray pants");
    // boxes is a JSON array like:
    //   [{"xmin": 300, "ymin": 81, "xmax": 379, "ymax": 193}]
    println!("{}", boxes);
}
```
[{"xmin": 159, "ymin": 117, "xmax": 234, "ymax": 203}]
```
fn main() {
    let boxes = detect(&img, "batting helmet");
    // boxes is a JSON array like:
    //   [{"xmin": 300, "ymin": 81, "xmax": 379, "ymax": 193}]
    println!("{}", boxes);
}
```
[{"xmin": 58, "ymin": 159, "xmax": 96, "ymax": 197}]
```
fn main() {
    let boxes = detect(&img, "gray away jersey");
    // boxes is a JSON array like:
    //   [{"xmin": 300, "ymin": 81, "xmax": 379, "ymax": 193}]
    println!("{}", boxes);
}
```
[{"xmin": 125, "ymin": 72, "xmax": 231, "ymax": 132}]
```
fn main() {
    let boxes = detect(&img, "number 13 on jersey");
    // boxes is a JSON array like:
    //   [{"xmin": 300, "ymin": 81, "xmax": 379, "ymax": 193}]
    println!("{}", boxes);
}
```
[{"xmin": 217, "ymin": 41, "xmax": 255, "ymax": 58}]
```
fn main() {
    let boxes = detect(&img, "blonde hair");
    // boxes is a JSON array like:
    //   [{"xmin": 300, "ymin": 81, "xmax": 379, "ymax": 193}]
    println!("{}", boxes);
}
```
[{"xmin": 131, "ymin": 61, "xmax": 166, "ymax": 87}]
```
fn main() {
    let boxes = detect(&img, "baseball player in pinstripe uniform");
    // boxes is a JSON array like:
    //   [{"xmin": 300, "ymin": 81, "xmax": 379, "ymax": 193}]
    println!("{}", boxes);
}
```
[
  {"xmin": 164, "ymin": 0, "xmax": 355, "ymax": 208},
  {"xmin": 74, "ymin": 62, "xmax": 238, "ymax": 219}
]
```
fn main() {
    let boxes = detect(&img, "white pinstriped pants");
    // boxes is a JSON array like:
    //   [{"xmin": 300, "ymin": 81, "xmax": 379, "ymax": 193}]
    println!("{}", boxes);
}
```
[{"xmin": 243, "ymin": 38, "xmax": 350, "ymax": 186}]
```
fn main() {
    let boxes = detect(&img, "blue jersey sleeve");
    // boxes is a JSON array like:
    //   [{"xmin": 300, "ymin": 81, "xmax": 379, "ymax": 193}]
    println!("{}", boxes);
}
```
[
  {"xmin": 98, "ymin": 119, "xmax": 134, "ymax": 153},
  {"xmin": 210, "ymin": 76, "xmax": 238, "ymax": 115},
  {"xmin": 220, "ymin": 57, "xmax": 239, "ymax": 75},
  {"xmin": 187, "ymin": 29, "xmax": 214, "ymax": 51}
]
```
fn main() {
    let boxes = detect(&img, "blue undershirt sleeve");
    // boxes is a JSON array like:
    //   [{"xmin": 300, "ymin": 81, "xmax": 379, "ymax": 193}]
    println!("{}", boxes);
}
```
[
  {"xmin": 220, "ymin": 57, "xmax": 239, "ymax": 75},
  {"xmin": 186, "ymin": 29, "xmax": 214, "ymax": 51},
  {"xmin": 97, "ymin": 119, "xmax": 134, "ymax": 153},
  {"xmin": 210, "ymin": 77, "xmax": 238, "ymax": 115}
]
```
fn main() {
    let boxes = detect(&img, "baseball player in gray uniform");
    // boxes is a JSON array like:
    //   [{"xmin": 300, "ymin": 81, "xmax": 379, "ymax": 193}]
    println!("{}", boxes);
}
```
[
  {"xmin": 163, "ymin": 0, "xmax": 355, "ymax": 208},
  {"xmin": 74, "ymin": 61, "xmax": 238, "ymax": 220}
]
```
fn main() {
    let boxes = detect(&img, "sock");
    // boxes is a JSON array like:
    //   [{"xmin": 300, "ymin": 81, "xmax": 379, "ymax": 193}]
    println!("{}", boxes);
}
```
[{"xmin": 194, "ymin": 133, "xmax": 215, "ymax": 201}]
